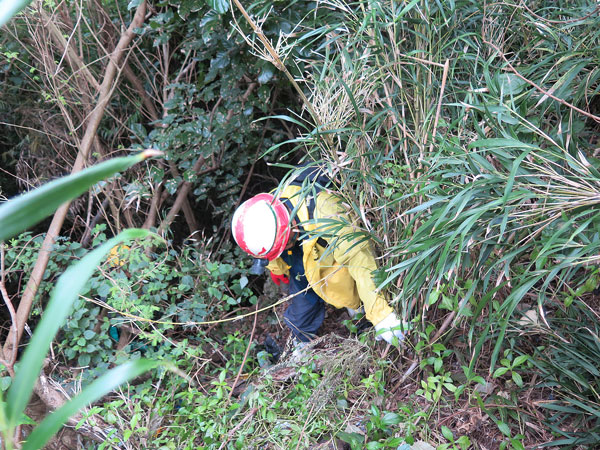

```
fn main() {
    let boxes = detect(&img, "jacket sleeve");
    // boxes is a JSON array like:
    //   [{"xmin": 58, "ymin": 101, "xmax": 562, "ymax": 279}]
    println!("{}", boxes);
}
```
[
  {"xmin": 316, "ymin": 194, "xmax": 393, "ymax": 326},
  {"xmin": 266, "ymin": 258, "xmax": 290, "ymax": 277},
  {"xmin": 343, "ymin": 243, "xmax": 394, "ymax": 326}
]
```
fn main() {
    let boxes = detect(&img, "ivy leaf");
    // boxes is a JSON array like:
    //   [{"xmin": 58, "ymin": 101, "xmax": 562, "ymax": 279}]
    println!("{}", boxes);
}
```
[
  {"xmin": 78, "ymin": 354, "xmax": 91, "ymax": 367},
  {"xmin": 258, "ymin": 67, "xmax": 274, "ymax": 84},
  {"xmin": 206, "ymin": 0, "xmax": 228, "ymax": 14},
  {"xmin": 84, "ymin": 330, "xmax": 96, "ymax": 339},
  {"xmin": 177, "ymin": 0, "xmax": 202, "ymax": 17},
  {"xmin": 1, "ymin": 376, "xmax": 12, "ymax": 391},
  {"xmin": 127, "ymin": 0, "xmax": 141, "ymax": 10},
  {"xmin": 97, "ymin": 282, "xmax": 111, "ymax": 298},
  {"xmin": 440, "ymin": 294, "xmax": 454, "ymax": 311}
]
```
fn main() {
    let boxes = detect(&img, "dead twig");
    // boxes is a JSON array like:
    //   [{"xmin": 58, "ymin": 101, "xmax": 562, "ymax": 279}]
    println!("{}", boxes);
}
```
[
  {"xmin": 428, "ymin": 59, "xmax": 450, "ymax": 154},
  {"xmin": 4, "ymin": 0, "xmax": 148, "ymax": 358},
  {"xmin": 295, "ymin": 402, "xmax": 317, "ymax": 450}
]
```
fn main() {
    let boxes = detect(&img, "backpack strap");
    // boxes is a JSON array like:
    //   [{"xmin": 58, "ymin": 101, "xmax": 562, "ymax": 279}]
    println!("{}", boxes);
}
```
[{"xmin": 282, "ymin": 197, "xmax": 328, "ymax": 249}]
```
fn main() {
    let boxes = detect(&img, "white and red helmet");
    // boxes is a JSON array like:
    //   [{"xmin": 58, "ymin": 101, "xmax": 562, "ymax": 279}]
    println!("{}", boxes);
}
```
[{"xmin": 231, "ymin": 193, "xmax": 291, "ymax": 261}]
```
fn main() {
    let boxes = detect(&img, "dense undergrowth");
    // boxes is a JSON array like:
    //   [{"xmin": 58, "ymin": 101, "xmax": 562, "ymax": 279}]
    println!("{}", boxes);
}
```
[{"xmin": 1, "ymin": 0, "xmax": 600, "ymax": 449}]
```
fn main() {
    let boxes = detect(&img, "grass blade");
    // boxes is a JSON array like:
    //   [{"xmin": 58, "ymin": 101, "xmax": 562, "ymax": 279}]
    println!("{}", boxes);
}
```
[
  {"xmin": 0, "ymin": 0, "xmax": 32, "ymax": 27},
  {"xmin": 21, "ymin": 359, "xmax": 160, "ymax": 450}
]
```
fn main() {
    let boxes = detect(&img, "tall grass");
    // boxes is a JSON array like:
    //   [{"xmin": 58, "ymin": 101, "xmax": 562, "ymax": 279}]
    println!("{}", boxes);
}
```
[{"xmin": 237, "ymin": 0, "xmax": 600, "ymax": 442}]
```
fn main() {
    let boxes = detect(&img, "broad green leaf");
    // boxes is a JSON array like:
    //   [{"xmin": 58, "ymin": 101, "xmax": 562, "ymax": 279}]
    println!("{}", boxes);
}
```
[
  {"xmin": 513, "ymin": 355, "xmax": 529, "ymax": 367},
  {"xmin": 381, "ymin": 412, "xmax": 402, "ymax": 426},
  {"xmin": 493, "ymin": 367, "xmax": 509, "ymax": 378},
  {"xmin": 497, "ymin": 421, "xmax": 511, "ymax": 437},
  {"xmin": 336, "ymin": 431, "xmax": 363, "ymax": 446},
  {"xmin": 441, "ymin": 425, "xmax": 454, "ymax": 441},
  {"xmin": 4, "ymin": 229, "xmax": 152, "ymax": 428},
  {"xmin": 0, "ymin": 151, "xmax": 160, "ymax": 242},
  {"xmin": 21, "ymin": 359, "xmax": 159, "ymax": 450},
  {"xmin": 510, "ymin": 438, "xmax": 526, "ymax": 450},
  {"xmin": 206, "ymin": 0, "xmax": 228, "ymax": 14},
  {"xmin": 0, "ymin": 0, "xmax": 32, "ymax": 28},
  {"xmin": 512, "ymin": 371, "xmax": 523, "ymax": 387}
]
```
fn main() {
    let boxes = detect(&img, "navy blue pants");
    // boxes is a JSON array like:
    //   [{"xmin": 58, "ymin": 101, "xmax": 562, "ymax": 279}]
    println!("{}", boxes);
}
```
[{"xmin": 281, "ymin": 243, "xmax": 325, "ymax": 342}]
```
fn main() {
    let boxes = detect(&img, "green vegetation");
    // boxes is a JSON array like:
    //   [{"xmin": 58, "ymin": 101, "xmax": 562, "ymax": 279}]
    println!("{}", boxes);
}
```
[
  {"xmin": 1, "ymin": 0, "xmax": 600, "ymax": 449},
  {"xmin": 0, "ymin": 150, "xmax": 161, "ymax": 449}
]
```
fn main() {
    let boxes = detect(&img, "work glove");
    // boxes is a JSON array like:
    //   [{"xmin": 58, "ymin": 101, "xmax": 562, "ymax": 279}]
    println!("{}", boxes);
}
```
[
  {"xmin": 270, "ymin": 272, "xmax": 289, "ymax": 286},
  {"xmin": 374, "ymin": 312, "xmax": 404, "ymax": 345}
]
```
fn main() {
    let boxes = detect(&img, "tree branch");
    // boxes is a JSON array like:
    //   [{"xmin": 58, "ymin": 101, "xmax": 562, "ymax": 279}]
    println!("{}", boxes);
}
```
[{"xmin": 0, "ymin": 244, "xmax": 18, "ymax": 376}]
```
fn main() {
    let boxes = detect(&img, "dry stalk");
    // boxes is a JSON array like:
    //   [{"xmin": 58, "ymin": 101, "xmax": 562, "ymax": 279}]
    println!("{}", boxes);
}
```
[
  {"xmin": 304, "ymin": 336, "xmax": 372, "ymax": 417},
  {"xmin": 230, "ymin": 0, "xmax": 321, "ymax": 128},
  {"xmin": 428, "ymin": 59, "xmax": 450, "ymax": 154},
  {"xmin": 230, "ymin": 0, "xmax": 338, "ymax": 160},
  {"xmin": 217, "ymin": 407, "xmax": 258, "ymax": 450}
]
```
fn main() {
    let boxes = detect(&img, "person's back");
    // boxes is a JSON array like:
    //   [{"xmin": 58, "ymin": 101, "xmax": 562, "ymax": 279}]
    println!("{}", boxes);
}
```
[{"xmin": 231, "ymin": 165, "xmax": 404, "ymax": 346}]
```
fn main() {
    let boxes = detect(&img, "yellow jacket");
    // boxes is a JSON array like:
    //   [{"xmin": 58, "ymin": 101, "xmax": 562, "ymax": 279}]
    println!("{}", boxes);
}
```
[{"xmin": 267, "ymin": 184, "xmax": 393, "ymax": 326}]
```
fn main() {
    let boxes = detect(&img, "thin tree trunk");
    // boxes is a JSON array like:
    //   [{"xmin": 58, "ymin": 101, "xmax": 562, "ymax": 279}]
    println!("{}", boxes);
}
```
[
  {"xmin": 142, "ymin": 182, "xmax": 163, "ymax": 230},
  {"xmin": 3, "ymin": 1, "xmax": 148, "ymax": 357},
  {"xmin": 158, "ymin": 156, "xmax": 208, "ymax": 235}
]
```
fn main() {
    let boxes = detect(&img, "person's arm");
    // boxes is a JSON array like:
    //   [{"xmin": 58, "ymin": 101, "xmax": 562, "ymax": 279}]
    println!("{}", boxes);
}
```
[
  {"xmin": 337, "ymin": 239, "xmax": 393, "ymax": 325},
  {"xmin": 317, "ymin": 194, "xmax": 403, "ymax": 343},
  {"xmin": 266, "ymin": 258, "xmax": 290, "ymax": 277}
]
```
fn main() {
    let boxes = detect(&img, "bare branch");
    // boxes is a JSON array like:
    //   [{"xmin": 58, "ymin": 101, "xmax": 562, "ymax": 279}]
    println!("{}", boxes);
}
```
[{"xmin": 0, "ymin": 244, "xmax": 18, "ymax": 375}]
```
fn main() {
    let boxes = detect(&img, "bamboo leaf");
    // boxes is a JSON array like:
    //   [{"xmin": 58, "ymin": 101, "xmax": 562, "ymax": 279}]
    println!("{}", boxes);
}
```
[
  {"xmin": 0, "ymin": 0, "xmax": 32, "ymax": 28},
  {"xmin": 0, "ymin": 151, "xmax": 160, "ymax": 242},
  {"xmin": 468, "ymin": 138, "xmax": 540, "ymax": 151},
  {"xmin": 21, "ymin": 359, "xmax": 159, "ymax": 450}
]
